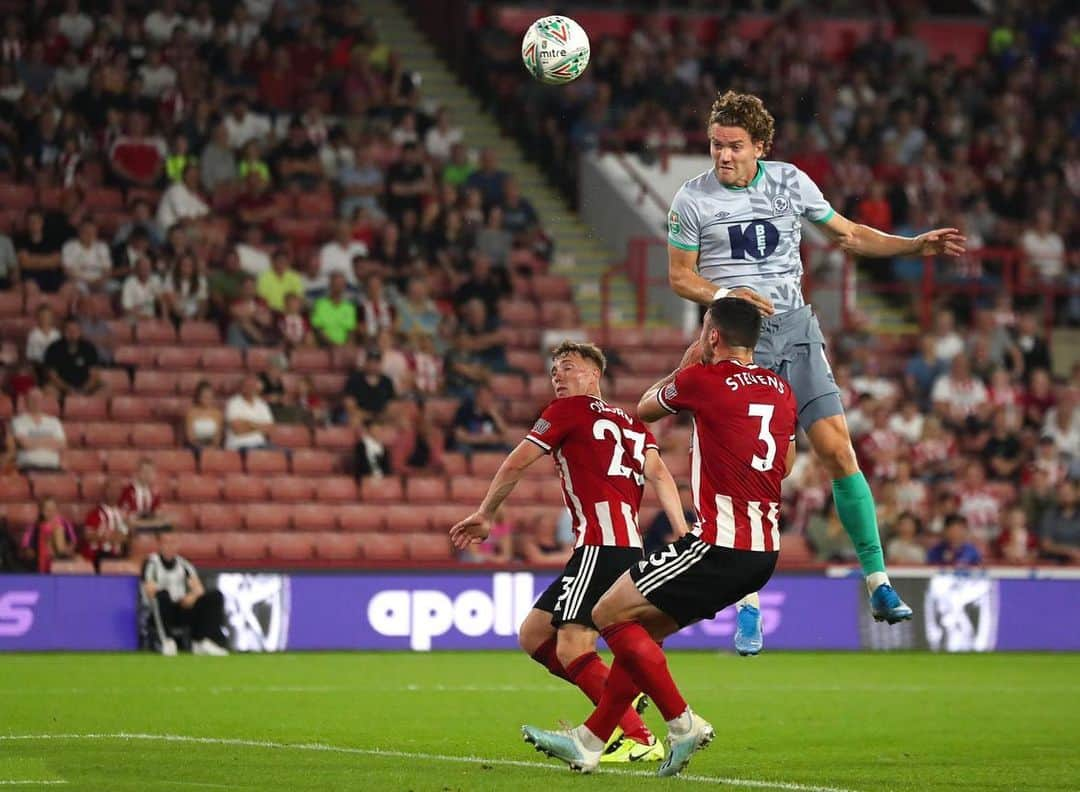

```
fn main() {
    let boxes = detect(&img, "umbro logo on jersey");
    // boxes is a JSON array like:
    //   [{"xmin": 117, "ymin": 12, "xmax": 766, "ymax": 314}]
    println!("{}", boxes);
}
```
[{"xmin": 714, "ymin": 210, "xmax": 730, "ymax": 219}]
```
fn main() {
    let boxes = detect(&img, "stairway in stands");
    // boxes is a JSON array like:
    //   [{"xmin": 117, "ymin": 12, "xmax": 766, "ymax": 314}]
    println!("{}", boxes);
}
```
[{"xmin": 368, "ymin": 0, "xmax": 641, "ymax": 327}]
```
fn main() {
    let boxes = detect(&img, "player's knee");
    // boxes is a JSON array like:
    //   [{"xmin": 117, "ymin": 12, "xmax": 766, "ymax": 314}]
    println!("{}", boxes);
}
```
[
  {"xmin": 591, "ymin": 600, "xmax": 614, "ymax": 631},
  {"xmin": 517, "ymin": 618, "xmax": 548, "ymax": 656},
  {"xmin": 819, "ymin": 440, "xmax": 859, "ymax": 478},
  {"xmin": 555, "ymin": 631, "xmax": 594, "ymax": 668}
]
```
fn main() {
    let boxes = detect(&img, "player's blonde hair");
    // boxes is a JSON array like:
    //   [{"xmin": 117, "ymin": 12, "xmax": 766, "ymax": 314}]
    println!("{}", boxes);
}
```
[
  {"xmin": 550, "ymin": 340, "xmax": 607, "ymax": 375},
  {"xmin": 708, "ymin": 91, "xmax": 775, "ymax": 155}
]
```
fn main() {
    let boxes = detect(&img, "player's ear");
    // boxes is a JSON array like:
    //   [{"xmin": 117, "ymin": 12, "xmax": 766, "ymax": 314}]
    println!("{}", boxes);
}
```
[{"xmin": 753, "ymin": 140, "xmax": 764, "ymax": 158}]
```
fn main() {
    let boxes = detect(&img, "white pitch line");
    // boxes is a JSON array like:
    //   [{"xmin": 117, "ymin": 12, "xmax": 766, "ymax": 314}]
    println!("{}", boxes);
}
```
[
  {"xmin": 0, "ymin": 782, "xmax": 68, "ymax": 786},
  {"xmin": 0, "ymin": 732, "xmax": 861, "ymax": 792}
]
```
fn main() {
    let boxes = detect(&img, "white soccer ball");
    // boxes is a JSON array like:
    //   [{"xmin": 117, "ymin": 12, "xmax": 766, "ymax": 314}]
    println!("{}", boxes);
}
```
[{"xmin": 521, "ymin": 15, "xmax": 590, "ymax": 85}]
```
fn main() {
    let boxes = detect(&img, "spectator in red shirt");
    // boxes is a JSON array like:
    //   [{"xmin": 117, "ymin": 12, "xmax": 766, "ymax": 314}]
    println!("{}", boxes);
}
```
[
  {"xmin": 81, "ymin": 502, "xmax": 130, "ymax": 571},
  {"xmin": 277, "ymin": 292, "xmax": 314, "ymax": 350},
  {"xmin": 108, "ymin": 111, "xmax": 165, "ymax": 187},
  {"xmin": 258, "ymin": 47, "xmax": 297, "ymax": 114},
  {"xmin": 855, "ymin": 180, "xmax": 892, "ymax": 233},
  {"xmin": 20, "ymin": 497, "xmax": 76, "ymax": 573},
  {"xmin": 118, "ymin": 457, "xmax": 171, "ymax": 531}
]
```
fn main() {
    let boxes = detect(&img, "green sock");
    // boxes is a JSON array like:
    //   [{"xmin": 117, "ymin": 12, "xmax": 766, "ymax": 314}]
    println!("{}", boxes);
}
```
[{"xmin": 831, "ymin": 472, "xmax": 886, "ymax": 576}]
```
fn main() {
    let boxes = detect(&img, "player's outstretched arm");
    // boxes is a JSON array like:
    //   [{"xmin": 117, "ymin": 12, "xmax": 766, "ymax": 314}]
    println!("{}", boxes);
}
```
[
  {"xmin": 643, "ymin": 449, "xmax": 689, "ymax": 538},
  {"xmin": 449, "ymin": 439, "xmax": 546, "ymax": 548},
  {"xmin": 668, "ymin": 244, "xmax": 774, "ymax": 315},
  {"xmin": 818, "ymin": 212, "xmax": 967, "ymax": 259}
]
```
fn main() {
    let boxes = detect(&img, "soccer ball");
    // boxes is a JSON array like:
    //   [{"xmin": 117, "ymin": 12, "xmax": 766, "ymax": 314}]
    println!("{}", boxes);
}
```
[{"xmin": 521, "ymin": 15, "xmax": 590, "ymax": 85}]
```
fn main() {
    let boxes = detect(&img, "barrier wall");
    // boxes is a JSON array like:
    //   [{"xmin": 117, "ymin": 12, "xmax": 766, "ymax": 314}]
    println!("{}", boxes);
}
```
[{"xmin": 2, "ymin": 570, "xmax": 1078, "ymax": 653}]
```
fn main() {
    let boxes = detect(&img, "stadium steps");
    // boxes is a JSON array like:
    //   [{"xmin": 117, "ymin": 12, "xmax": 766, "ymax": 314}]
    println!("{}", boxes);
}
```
[{"xmin": 370, "ymin": 0, "xmax": 639, "ymax": 328}]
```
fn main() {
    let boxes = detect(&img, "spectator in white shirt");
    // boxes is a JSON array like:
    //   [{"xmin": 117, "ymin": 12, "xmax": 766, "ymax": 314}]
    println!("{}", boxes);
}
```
[
  {"xmin": 185, "ymin": 1, "xmax": 215, "ymax": 42},
  {"xmin": 318, "ymin": 222, "xmax": 367, "ymax": 287},
  {"xmin": 423, "ymin": 107, "xmax": 463, "ymax": 162},
  {"xmin": 121, "ymin": 256, "xmax": 165, "ymax": 319},
  {"xmin": 931, "ymin": 355, "xmax": 989, "ymax": 424},
  {"xmin": 56, "ymin": 0, "xmax": 94, "ymax": 49},
  {"xmin": 224, "ymin": 97, "xmax": 271, "ymax": 150},
  {"xmin": 236, "ymin": 224, "xmax": 272, "ymax": 277},
  {"xmin": 26, "ymin": 304, "xmax": 61, "ymax": 365},
  {"xmin": 61, "ymin": 220, "xmax": 112, "ymax": 293},
  {"xmin": 1019, "ymin": 207, "xmax": 1066, "ymax": 281},
  {"xmin": 931, "ymin": 308, "xmax": 965, "ymax": 362},
  {"xmin": 137, "ymin": 47, "xmax": 176, "ymax": 99},
  {"xmin": 11, "ymin": 388, "xmax": 66, "ymax": 471},
  {"xmin": 144, "ymin": 0, "xmax": 185, "ymax": 45},
  {"xmin": 157, "ymin": 163, "xmax": 209, "ymax": 231},
  {"xmin": 224, "ymin": 375, "xmax": 274, "ymax": 451}
]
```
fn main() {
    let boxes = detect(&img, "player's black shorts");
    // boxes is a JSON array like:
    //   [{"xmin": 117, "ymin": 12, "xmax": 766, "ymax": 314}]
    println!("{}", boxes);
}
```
[
  {"xmin": 534, "ymin": 545, "xmax": 644, "ymax": 629},
  {"xmin": 629, "ymin": 533, "xmax": 779, "ymax": 628}
]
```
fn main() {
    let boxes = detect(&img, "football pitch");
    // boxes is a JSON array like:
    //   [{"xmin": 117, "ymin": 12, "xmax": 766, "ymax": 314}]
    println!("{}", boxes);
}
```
[{"xmin": 1, "ymin": 652, "xmax": 1077, "ymax": 791}]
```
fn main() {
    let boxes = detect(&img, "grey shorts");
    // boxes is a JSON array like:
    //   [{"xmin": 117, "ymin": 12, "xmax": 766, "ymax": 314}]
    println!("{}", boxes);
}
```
[{"xmin": 754, "ymin": 305, "xmax": 843, "ymax": 432}]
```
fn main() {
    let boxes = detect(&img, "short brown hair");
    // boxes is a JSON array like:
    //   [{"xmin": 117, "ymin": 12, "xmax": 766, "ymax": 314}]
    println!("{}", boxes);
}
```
[
  {"xmin": 708, "ymin": 91, "xmax": 775, "ymax": 155},
  {"xmin": 550, "ymin": 340, "xmax": 606, "ymax": 375}
]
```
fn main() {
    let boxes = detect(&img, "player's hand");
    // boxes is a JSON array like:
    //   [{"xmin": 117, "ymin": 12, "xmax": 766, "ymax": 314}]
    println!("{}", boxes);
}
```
[
  {"xmin": 678, "ymin": 339, "xmax": 703, "ymax": 369},
  {"xmin": 728, "ymin": 287, "xmax": 775, "ymax": 316},
  {"xmin": 915, "ymin": 228, "xmax": 967, "ymax": 257},
  {"xmin": 449, "ymin": 512, "xmax": 492, "ymax": 549}
]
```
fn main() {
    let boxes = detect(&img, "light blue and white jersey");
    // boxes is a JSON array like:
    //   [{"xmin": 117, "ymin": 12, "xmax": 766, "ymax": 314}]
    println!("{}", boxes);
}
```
[{"xmin": 666, "ymin": 160, "xmax": 835, "ymax": 314}]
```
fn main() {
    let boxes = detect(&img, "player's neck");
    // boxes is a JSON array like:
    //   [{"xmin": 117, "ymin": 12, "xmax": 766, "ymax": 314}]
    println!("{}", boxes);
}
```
[{"xmin": 716, "ymin": 347, "xmax": 754, "ymax": 366}]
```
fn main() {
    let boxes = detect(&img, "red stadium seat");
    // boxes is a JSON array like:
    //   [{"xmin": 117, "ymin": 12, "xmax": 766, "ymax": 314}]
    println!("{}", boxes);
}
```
[
  {"xmin": 176, "ymin": 532, "xmax": 221, "ymax": 561},
  {"xmin": 175, "ymin": 474, "xmax": 221, "ymax": 502},
  {"xmin": 106, "ymin": 320, "xmax": 134, "ymax": 343},
  {"xmin": 109, "ymin": 396, "xmax": 155, "ymax": 422},
  {"xmin": 244, "ymin": 347, "xmax": 275, "ymax": 372},
  {"xmin": 244, "ymin": 503, "xmax": 291, "ymax": 532},
  {"xmin": 512, "ymin": 478, "xmax": 542, "ymax": 503},
  {"xmin": 407, "ymin": 533, "xmax": 453, "ymax": 562},
  {"xmin": 405, "ymin": 477, "xmax": 448, "ymax": 503},
  {"xmin": 499, "ymin": 300, "xmax": 540, "ymax": 325},
  {"xmin": 0, "ymin": 291, "xmax": 22, "ymax": 318},
  {"xmin": 194, "ymin": 503, "xmax": 242, "ymax": 533},
  {"xmin": 29, "ymin": 474, "xmax": 79, "ymax": 501},
  {"xmin": 289, "ymin": 347, "xmax": 332, "ymax": 373},
  {"xmin": 507, "ymin": 350, "xmax": 545, "ymax": 374},
  {"xmin": 290, "ymin": 449, "xmax": 339, "ymax": 475},
  {"xmin": 85, "ymin": 187, "xmax": 123, "ymax": 209},
  {"xmin": 50, "ymin": 557, "xmax": 96, "ymax": 575},
  {"xmin": 295, "ymin": 191, "xmax": 335, "ymax": 218},
  {"xmin": 267, "ymin": 424, "xmax": 312, "ymax": 449},
  {"xmin": 267, "ymin": 476, "xmax": 315, "ymax": 502},
  {"xmin": 382, "ymin": 505, "xmax": 431, "ymax": 533},
  {"xmin": 449, "ymin": 477, "xmax": 491, "ymax": 502},
  {"xmin": 359, "ymin": 476, "xmax": 402, "ymax": 503},
  {"xmin": 330, "ymin": 345, "xmax": 359, "ymax": 369},
  {"xmin": 199, "ymin": 449, "xmax": 243, "ymax": 475},
  {"xmin": 245, "ymin": 449, "xmax": 289, "ymax": 475},
  {"xmin": 96, "ymin": 369, "xmax": 131, "ymax": 394},
  {"xmin": 223, "ymin": 474, "xmax": 269, "ymax": 502},
  {"xmin": 470, "ymin": 453, "xmax": 505, "ymax": 477},
  {"xmin": 267, "ymin": 532, "xmax": 313, "ymax": 561},
  {"xmin": 336, "ymin": 504, "xmax": 384, "ymax": 532},
  {"xmin": 535, "ymin": 478, "xmax": 565, "ymax": 503},
  {"xmin": 166, "ymin": 503, "xmax": 196, "ymax": 532},
  {"xmin": 156, "ymin": 347, "xmax": 202, "ymax": 370},
  {"xmin": 219, "ymin": 533, "xmax": 266, "ymax": 561},
  {"xmin": 426, "ymin": 398, "xmax": 459, "ymax": 426},
  {"xmin": 178, "ymin": 322, "xmax": 221, "ymax": 344},
  {"xmin": 0, "ymin": 183, "xmax": 36, "ymax": 208},
  {"xmin": 201, "ymin": 347, "xmax": 244, "ymax": 371},
  {"xmin": 313, "ymin": 532, "xmax": 362, "ymax": 561},
  {"xmin": 104, "ymin": 449, "xmax": 142, "ymax": 475},
  {"xmin": 539, "ymin": 303, "xmax": 577, "ymax": 326},
  {"xmin": 318, "ymin": 476, "xmax": 359, "ymax": 502},
  {"xmin": 491, "ymin": 374, "xmax": 526, "ymax": 400},
  {"xmin": 0, "ymin": 476, "xmax": 31, "ymax": 501},
  {"xmin": 62, "ymin": 395, "xmax": 108, "ymax": 420},
  {"xmin": 134, "ymin": 370, "xmax": 179, "ymax": 395},
  {"xmin": 311, "ymin": 373, "xmax": 346, "ymax": 396},
  {"xmin": 65, "ymin": 450, "xmax": 104, "ymax": 473},
  {"xmin": 291, "ymin": 504, "xmax": 336, "ymax": 532},
  {"xmin": 313, "ymin": 426, "xmax": 356, "ymax": 450},
  {"xmin": 147, "ymin": 449, "xmax": 196, "ymax": 475},
  {"xmin": 135, "ymin": 320, "xmax": 178, "ymax": 344},
  {"xmin": 531, "ymin": 275, "xmax": 573, "ymax": 301},
  {"xmin": 4, "ymin": 501, "xmax": 38, "ymax": 529},
  {"xmin": 80, "ymin": 422, "xmax": 130, "ymax": 448},
  {"xmin": 440, "ymin": 452, "xmax": 467, "ymax": 477},
  {"xmin": 0, "ymin": 394, "xmax": 12, "ymax": 419},
  {"xmin": 131, "ymin": 422, "xmax": 175, "ymax": 448},
  {"xmin": 424, "ymin": 505, "xmax": 466, "ymax": 534},
  {"xmin": 357, "ymin": 533, "xmax": 407, "ymax": 562},
  {"xmin": 79, "ymin": 472, "xmax": 108, "ymax": 502},
  {"xmin": 98, "ymin": 559, "xmax": 141, "ymax": 575}
]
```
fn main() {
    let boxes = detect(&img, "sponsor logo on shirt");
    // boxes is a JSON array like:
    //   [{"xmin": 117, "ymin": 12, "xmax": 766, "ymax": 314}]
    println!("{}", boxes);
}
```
[{"xmin": 668, "ymin": 210, "xmax": 681, "ymax": 235}]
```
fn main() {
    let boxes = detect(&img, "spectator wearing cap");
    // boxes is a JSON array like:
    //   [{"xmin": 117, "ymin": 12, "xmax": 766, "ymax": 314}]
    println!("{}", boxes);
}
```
[
  {"xmin": 310, "ymin": 272, "xmax": 357, "ymax": 346},
  {"xmin": 43, "ymin": 319, "xmax": 104, "ymax": 396},
  {"xmin": 256, "ymin": 249, "xmax": 304, "ymax": 312},
  {"xmin": 342, "ymin": 347, "xmax": 396, "ymax": 426}
]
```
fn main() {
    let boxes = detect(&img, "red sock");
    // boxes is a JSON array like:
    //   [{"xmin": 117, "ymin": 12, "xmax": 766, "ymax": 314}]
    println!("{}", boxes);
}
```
[
  {"xmin": 529, "ymin": 637, "xmax": 569, "ymax": 681},
  {"xmin": 564, "ymin": 651, "xmax": 653, "ymax": 744},
  {"xmin": 598, "ymin": 621, "xmax": 687, "ymax": 720},
  {"xmin": 583, "ymin": 655, "xmax": 643, "ymax": 742}
]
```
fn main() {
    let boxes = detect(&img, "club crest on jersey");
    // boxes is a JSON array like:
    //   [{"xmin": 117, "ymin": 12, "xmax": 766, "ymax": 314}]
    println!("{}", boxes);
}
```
[
  {"xmin": 773, "ymin": 195, "xmax": 790, "ymax": 214},
  {"xmin": 668, "ymin": 210, "xmax": 681, "ymax": 235},
  {"xmin": 531, "ymin": 418, "xmax": 552, "ymax": 435},
  {"xmin": 662, "ymin": 382, "xmax": 678, "ymax": 402}
]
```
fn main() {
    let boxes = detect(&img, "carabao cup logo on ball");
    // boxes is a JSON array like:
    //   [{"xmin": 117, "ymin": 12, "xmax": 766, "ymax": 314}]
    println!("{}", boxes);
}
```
[{"xmin": 521, "ymin": 15, "xmax": 591, "ymax": 85}]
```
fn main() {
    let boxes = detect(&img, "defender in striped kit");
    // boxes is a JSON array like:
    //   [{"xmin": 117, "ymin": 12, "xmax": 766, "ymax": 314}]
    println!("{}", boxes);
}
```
[
  {"xmin": 522, "ymin": 299, "xmax": 797, "ymax": 777},
  {"xmin": 451, "ymin": 340, "xmax": 689, "ymax": 763}
]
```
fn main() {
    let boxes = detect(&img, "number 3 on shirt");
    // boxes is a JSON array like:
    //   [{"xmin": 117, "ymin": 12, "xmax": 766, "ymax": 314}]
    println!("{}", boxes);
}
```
[
  {"xmin": 593, "ymin": 419, "xmax": 646, "ymax": 484},
  {"xmin": 748, "ymin": 403, "xmax": 777, "ymax": 472}
]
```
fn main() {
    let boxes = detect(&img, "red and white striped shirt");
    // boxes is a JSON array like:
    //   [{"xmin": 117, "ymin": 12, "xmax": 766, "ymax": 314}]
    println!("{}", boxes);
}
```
[
  {"xmin": 526, "ymin": 395, "xmax": 657, "ymax": 549},
  {"xmin": 117, "ymin": 481, "xmax": 162, "ymax": 518},
  {"xmin": 657, "ymin": 360, "xmax": 797, "ymax": 551},
  {"xmin": 83, "ymin": 504, "xmax": 129, "ymax": 553}
]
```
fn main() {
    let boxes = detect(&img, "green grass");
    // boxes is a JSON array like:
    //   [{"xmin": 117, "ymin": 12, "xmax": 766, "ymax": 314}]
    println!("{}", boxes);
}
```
[{"xmin": 1, "ymin": 652, "xmax": 1078, "ymax": 791}]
